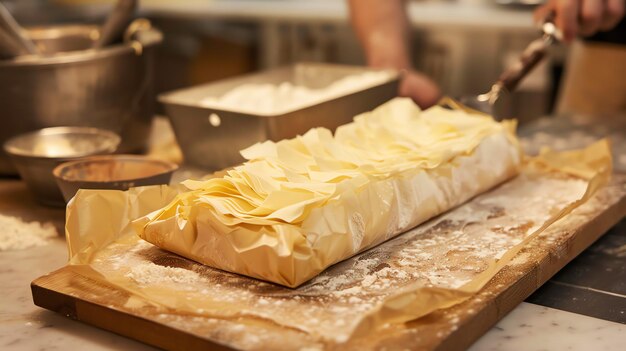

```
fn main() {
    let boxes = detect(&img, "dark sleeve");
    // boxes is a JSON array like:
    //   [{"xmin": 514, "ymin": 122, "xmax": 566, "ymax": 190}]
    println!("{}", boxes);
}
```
[{"xmin": 585, "ymin": 17, "xmax": 626, "ymax": 45}]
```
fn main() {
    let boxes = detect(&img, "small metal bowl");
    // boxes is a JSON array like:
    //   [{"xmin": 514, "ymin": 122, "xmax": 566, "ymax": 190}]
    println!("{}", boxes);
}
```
[
  {"xmin": 53, "ymin": 155, "xmax": 178, "ymax": 203},
  {"xmin": 3, "ymin": 127, "xmax": 120, "ymax": 206}
]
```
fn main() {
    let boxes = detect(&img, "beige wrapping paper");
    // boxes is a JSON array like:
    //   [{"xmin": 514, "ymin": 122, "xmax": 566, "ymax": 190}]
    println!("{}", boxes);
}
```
[
  {"xmin": 132, "ymin": 98, "xmax": 523, "ymax": 287},
  {"xmin": 63, "ymin": 137, "xmax": 612, "ymax": 345}
]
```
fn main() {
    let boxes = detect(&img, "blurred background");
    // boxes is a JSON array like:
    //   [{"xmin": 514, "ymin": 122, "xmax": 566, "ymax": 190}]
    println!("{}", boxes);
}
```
[{"xmin": 1, "ymin": 0, "xmax": 563, "ymax": 123}]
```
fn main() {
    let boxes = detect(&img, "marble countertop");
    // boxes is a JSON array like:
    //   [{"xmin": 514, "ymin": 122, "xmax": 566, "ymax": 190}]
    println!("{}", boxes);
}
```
[
  {"xmin": 0, "ymin": 237, "xmax": 155, "ymax": 351},
  {"xmin": 470, "ymin": 302, "xmax": 625, "ymax": 351}
]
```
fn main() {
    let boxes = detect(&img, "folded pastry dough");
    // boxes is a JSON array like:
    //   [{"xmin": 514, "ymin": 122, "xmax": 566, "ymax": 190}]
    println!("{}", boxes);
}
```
[{"xmin": 135, "ymin": 98, "xmax": 522, "ymax": 287}]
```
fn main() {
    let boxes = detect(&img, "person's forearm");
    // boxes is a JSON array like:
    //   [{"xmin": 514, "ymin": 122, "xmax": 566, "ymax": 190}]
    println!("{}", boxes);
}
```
[
  {"xmin": 348, "ymin": 0, "xmax": 441, "ymax": 108},
  {"xmin": 348, "ymin": 0, "xmax": 412, "ymax": 70}
]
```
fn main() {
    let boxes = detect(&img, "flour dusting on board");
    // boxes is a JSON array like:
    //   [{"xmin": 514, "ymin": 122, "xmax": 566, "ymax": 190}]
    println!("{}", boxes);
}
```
[
  {"xmin": 126, "ymin": 262, "xmax": 204, "ymax": 287},
  {"xmin": 88, "ymin": 171, "xmax": 588, "ymax": 347},
  {"xmin": 0, "ymin": 214, "xmax": 57, "ymax": 251}
]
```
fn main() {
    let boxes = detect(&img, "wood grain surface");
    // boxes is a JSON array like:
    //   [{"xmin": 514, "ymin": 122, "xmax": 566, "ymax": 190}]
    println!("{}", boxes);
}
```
[{"xmin": 29, "ymin": 174, "xmax": 626, "ymax": 351}]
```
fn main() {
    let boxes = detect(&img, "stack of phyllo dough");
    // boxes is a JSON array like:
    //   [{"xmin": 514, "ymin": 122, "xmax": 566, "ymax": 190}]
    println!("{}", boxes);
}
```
[{"xmin": 134, "ymin": 98, "xmax": 522, "ymax": 287}]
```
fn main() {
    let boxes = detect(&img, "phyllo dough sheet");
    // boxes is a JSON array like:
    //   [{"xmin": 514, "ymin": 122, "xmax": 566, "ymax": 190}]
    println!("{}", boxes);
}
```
[{"xmin": 133, "ymin": 98, "xmax": 522, "ymax": 287}]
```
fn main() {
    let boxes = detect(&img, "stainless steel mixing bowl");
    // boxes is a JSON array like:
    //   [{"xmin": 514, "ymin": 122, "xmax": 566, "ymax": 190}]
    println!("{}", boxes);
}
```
[
  {"xmin": 3, "ymin": 126, "xmax": 121, "ymax": 206},
  {"xmin": 0, "ymin": 22, "xmax": 162, "ymax": 174}
]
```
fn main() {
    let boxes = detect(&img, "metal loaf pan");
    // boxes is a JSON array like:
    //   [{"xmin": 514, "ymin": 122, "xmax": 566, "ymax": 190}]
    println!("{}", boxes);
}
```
[{"xmin": 159, "ymin": 63, "xmax": 399, "ymax": 170}]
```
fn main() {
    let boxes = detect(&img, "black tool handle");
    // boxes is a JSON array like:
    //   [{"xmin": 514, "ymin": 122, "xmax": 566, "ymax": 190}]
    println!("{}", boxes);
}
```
[
  {"xmin": 496, "ymin": 38, "xmax": 549, "ymax": 92},
  {"xmin": 496, "ymin": 16, "xmax": 560, "ymax": 92}
]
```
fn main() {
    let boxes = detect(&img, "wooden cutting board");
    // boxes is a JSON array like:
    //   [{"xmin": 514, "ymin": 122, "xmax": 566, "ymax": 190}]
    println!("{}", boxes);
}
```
[{"xmin": 31, "ymin": 175, "xmax": 626, "ymax": 351}]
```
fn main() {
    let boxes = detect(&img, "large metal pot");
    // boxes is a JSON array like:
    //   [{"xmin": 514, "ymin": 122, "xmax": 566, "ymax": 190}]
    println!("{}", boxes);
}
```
[{"xmin": 0, "ymin": 22, "xmax": 162, "ymax": 174}]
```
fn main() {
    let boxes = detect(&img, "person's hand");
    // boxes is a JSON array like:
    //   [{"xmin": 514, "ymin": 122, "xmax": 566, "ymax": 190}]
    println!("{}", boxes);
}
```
[
  {"xmin": 534, "ymin": 0, "xmax": 625, "ymax": 42},
  {"xmin": 398, "ymin": 70, "xmax": 441, "ymax": 109}
]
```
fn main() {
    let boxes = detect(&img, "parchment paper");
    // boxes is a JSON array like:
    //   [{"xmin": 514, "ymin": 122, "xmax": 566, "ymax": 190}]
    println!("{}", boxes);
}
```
[{"xmin": 64, "ymin": 139, "xmax": 611, "ymax": 346}]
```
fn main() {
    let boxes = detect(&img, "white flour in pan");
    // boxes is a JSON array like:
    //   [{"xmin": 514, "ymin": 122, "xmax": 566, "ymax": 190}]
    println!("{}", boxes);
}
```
[
  {"xmin": 0, "ymin": 214, "xmax": 57, "ymax": 251},
  {"xmin": 199, "ymin": 71, "xmax": 392, "ymax": 115}
]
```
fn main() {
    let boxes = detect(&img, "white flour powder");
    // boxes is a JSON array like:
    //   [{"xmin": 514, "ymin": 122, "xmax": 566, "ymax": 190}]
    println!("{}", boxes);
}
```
[
  {"xmin": 199, "ymin": 71, "xmax": 392, "ymax": 115},
  {"xmin": 0, "ymin": 214, "xmax": 57, "ymax": 251}
]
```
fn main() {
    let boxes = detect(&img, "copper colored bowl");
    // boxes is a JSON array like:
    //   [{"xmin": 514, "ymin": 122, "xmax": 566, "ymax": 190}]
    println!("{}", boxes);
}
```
[{"xmin": 53, "ymin": 155, "xmax": 178, "ymax": 203}]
